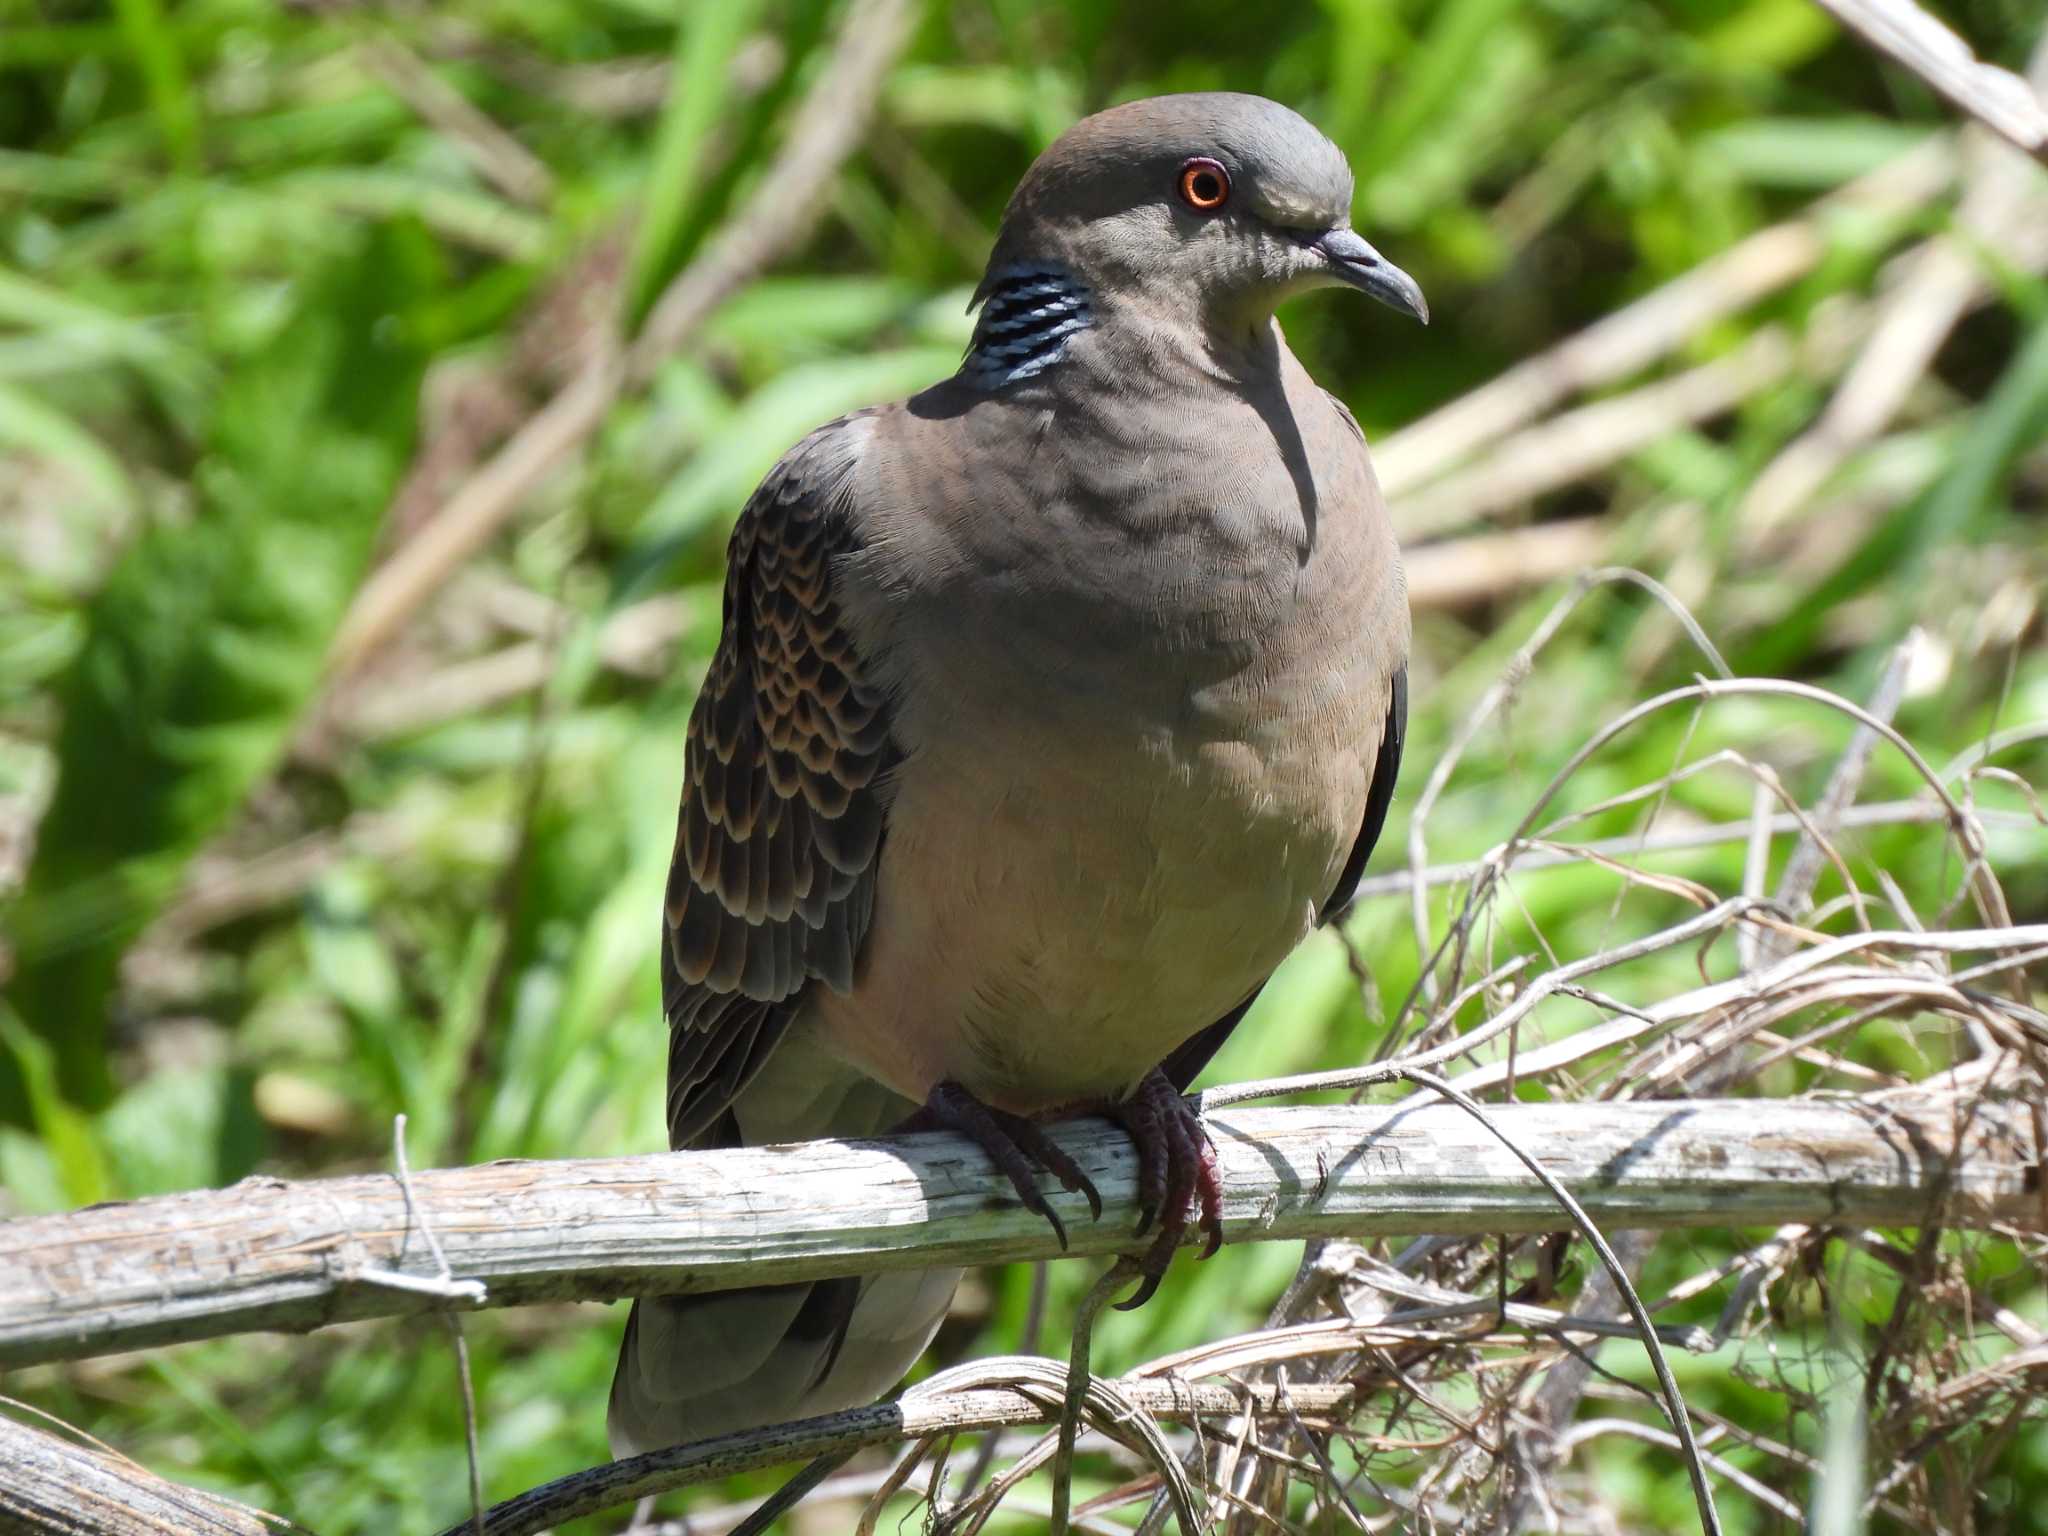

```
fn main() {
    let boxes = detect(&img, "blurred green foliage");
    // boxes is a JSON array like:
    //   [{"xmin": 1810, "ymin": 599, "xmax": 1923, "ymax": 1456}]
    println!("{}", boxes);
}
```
[{"xmin": 1, "ymin": 0, "xmax": 2044, "ymax": 1532}]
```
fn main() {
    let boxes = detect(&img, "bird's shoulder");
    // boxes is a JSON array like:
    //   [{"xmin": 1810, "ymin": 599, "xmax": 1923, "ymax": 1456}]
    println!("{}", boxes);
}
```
[{"xmin": 728, "ymin": 405, "xmax": 884, "ymax": 552}]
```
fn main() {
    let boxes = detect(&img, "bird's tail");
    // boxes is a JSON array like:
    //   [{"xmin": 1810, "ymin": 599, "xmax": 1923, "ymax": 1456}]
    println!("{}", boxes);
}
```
[
  {"xmin": 608, "ymin": 1265, "xmax": 962, "ymax": 1456},
  {"xmin": 607, "ymin": 1050, "xmax": 960, "ymax": 1458}
]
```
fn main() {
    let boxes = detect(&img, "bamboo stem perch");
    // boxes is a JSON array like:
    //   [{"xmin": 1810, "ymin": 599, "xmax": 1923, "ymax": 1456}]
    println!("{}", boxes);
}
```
[{"xmin": 2, "ymin": 1098, "xmax": 2038, "ymax": 1369}]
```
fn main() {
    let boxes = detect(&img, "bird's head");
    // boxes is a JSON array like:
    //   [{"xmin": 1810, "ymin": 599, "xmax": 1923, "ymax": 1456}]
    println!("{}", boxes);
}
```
[{"xmin": 979, "ymin": 92, "xmax": 1427, "ymax": 335}]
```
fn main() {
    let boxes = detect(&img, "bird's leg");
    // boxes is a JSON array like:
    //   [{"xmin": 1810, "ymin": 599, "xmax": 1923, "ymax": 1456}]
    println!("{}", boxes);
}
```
[
  {"xmin": 901, "ymin": 1080, "xmax": 1102, "ymax": 1251},
  {"xmin": 1098, "ymin": 1067, "xmax": 1224, "ymax": 1310}
]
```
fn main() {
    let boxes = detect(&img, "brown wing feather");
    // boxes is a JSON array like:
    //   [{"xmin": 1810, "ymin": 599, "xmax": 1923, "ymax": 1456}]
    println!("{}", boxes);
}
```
[{"xmin": 663, "ymin": 414, "xmax": 897, "ymax": 1148}]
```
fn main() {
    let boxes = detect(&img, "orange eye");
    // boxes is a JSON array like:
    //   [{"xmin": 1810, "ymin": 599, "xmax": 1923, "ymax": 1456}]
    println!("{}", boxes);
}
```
[{"xmin": 1177, "ymin": 157, "xmax": 1230, "ymax": 212}]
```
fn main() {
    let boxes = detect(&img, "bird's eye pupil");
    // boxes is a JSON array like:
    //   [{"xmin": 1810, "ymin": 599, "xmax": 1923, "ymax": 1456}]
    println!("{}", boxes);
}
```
[{"xmin": 1177, "ymin": 158, "xmax": 1230, "ymax": 212}]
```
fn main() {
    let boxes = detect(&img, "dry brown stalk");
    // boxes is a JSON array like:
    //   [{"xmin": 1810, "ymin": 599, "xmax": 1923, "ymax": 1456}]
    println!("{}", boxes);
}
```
[
  {"xmin": 0, "ymin": 1407, "xmax": 296, "ymax": 1536},
  {"xmin": 353, "ymin": 33, "xmax": 557, "ymax": 207},
  {"xmin": 322, "ymin": 0, "xmax": 915, "ymax": 681},
  {"xmin": 1811, "ymin": 0, "xmax": 2048, "ymax": 163},
  {"xmin": 1391, "ymin": 329, "xmax": 1795, "ymax": 541},
  {"xmin": 1403, "ymin": 518, "xmax": 1609, "ymax": 609},
  {"xmin": 1741, "ymin": 36, "xmax": 2048, "ymax": 538},
  {"xmin": 451, "ymin": 1370, "xmax": 1360, "ymax": 1536},
  {"xmin": 1371, "ymin": 136, "xmax": 1954, "ymax": 498}
]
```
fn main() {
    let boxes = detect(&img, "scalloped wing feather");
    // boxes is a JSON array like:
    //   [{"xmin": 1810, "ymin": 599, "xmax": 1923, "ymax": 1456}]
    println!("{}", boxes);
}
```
[{"xmin": 663, "ymin": 414, "xmax": 897, "ymax": 1148}]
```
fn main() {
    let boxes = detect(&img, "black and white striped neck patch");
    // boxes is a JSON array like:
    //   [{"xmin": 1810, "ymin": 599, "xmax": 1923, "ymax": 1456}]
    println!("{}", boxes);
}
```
[{"xmin": 962, "ymin": 265, "xmax": 1094, "ymax": 390}]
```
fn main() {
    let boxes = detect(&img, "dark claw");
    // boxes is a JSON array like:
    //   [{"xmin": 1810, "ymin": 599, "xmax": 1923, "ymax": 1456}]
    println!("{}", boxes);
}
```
[
  {"xmin": 997, "ymin": 1114, "xmax": 1103, "ymax": 1222},
  {"xmin": 1115, "ymin": 1248, "xmax": 1170, "ymax": 1311},
  {"xmin": 1098, "ymin": 1068, "xmax": 1225, "ymax": 1308},
  {"xmin": 1027, "ymin": 1189, "xmax": 1070, "ymax": 1252},
  {"xmin": 1102, "ymin": 1092, "xmax": 1169, "ymax": 1237},
  {"xmin": 1114, "ymin": 1214, "xmax": 1190, "ymax": 1310},
  {"xmin": 907, "ymin": 1081, "xmax": 1100, "ymax": 1247},
  {"xmin": 985, "ymin": 1107, "xmax": 1100, "ymax": 1221}
]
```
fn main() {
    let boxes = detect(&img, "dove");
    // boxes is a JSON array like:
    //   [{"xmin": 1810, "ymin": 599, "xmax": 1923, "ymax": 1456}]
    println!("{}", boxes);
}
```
[{"xmin": 610, "ymin": 90, "xmax": 1419, "ymax": 1455}]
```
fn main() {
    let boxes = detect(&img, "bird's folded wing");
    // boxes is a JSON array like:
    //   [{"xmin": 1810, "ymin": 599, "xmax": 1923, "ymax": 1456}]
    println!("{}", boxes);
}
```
[
  {"xmin": 1319, "ymin": 664, "xmax": 1406, "ymax": 926},
  {"xmin": 662, "ymin": 415, "xmax": 897, "ymax": 1148}
]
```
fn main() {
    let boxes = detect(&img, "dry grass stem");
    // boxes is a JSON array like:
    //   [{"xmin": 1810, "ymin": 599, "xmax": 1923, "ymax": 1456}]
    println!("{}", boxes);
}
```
[
  {"xmin": 321, "ymin": 0, "xmax": 915, "ymax": 680},
  {"xmin": 1811, "ymin": 0, "xmax": 2048, "ymax": 162}
]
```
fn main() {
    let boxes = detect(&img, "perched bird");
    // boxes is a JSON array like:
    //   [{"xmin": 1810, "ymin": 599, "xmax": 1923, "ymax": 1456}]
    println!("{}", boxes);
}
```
[{"xmin": 610, "ymin": 91, "xmax": 1421, "ymax": 1456}]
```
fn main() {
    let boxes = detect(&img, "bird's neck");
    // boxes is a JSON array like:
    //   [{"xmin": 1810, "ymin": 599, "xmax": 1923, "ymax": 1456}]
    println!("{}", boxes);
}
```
[
  {"xmin": 961, "ymin": 264, "xmax": 1096, "ymax": 390},
  {"xmin": 963, "ymin": 261, "xmax": 1289, "ymax": 396}
]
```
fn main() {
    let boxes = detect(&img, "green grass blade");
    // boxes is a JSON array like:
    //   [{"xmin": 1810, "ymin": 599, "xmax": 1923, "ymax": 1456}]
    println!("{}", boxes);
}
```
[
  {"xmin": 112, "ymin": 0, "xmax": 201, "ymax": 172},
  {"xmin": 0, "ymin": 1007, "xmax": 110, "ymax": 1206},
  {"xmin": 622, "ymin": 0, "xmax": 769, "ymax": 327}
]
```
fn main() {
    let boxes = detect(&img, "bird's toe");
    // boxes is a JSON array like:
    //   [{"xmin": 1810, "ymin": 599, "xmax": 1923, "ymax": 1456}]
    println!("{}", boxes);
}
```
[
  {"xmin": 910, "ymin": 1080, "xmax": 1099, "ymax": 1246},
  {"xmin": 1106, "ymin": 1067, "xmax": 1224, "ymax": 1306}
]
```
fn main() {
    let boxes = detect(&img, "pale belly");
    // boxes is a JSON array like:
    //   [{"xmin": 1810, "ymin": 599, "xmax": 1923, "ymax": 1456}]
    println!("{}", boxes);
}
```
[{"xmin": 807, "ymin": 701, "xmax": 1371, "ymax": 1112}]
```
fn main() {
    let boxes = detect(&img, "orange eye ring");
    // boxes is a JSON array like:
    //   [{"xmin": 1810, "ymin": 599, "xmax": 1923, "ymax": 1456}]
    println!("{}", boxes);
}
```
[{"xmin": 1177, "ymin": 157, "xmax": 1230, "ymax": 212}]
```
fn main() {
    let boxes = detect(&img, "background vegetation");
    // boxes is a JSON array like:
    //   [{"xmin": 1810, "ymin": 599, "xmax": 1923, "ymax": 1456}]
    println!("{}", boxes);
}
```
[{"xmin": 1, "ymin": 0, "xmax": 2044, "ymax": 1531}]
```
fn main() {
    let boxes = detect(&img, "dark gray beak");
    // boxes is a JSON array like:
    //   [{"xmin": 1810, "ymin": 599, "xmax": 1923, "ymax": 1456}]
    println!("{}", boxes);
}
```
[{"xmin": 1313, "ymin": 228, "xmax": 1429, "ymax": 324}]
